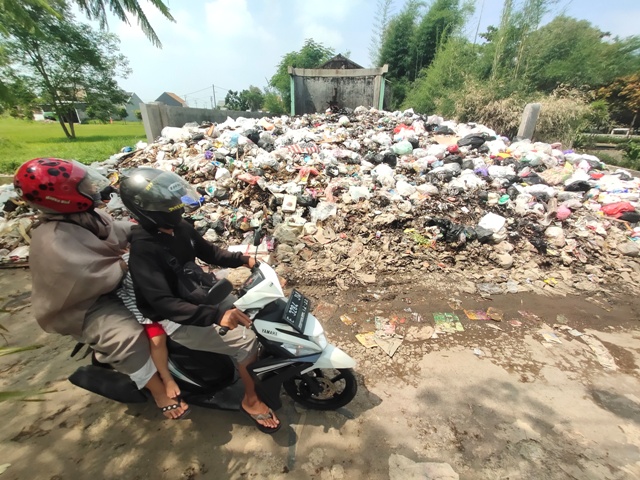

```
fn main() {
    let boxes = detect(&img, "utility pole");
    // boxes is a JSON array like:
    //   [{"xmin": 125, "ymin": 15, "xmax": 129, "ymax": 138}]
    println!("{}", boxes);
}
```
[
  {"xmin": 210, "ymin": 96, "xmax": 214, "ymax": 109},
  {"xmin": 212, "ymin": 84, "xmax": 217, "ymax": 109}
]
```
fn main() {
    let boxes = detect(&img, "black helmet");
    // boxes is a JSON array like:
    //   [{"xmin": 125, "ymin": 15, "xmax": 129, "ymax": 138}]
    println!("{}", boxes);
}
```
[{"xmin": 119, "ymin": 168, "xmax": 201, "ymax": 230}]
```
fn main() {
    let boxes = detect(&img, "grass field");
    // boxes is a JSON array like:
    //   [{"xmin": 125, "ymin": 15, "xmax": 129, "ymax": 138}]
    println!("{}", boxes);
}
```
[{"xmin": 0, "ymin": 117, "xmax": 146, "ymax": 174}]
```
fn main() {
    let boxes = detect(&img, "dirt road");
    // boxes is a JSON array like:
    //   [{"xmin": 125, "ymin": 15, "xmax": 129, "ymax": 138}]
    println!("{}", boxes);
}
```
[{"xmin": 1, "ymin": 268, "xmax": 639, "ymax": 480}]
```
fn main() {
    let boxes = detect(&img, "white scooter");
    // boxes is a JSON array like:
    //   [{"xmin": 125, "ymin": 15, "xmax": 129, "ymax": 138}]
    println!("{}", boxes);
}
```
[{"xmin": 69, "ymin": 230, "xmax": 358, "ymax": 412}]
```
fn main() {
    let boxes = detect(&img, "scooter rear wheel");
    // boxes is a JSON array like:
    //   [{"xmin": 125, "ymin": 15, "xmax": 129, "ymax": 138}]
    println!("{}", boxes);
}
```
[{"xmin": 283, "ymin": 368, "xmax": 357, "ymax": 410}]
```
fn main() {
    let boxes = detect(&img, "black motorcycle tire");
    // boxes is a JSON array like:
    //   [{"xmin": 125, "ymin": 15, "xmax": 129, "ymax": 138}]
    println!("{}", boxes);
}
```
[{"xmin": 283, "ymin": 368, "xmax": 357, "ymax": 410}]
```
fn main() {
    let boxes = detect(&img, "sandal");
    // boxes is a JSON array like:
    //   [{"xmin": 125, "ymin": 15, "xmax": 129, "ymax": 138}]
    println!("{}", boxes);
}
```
[
  {"xmin": 240, "ymin": 405, "xmax": 281, "ymax": 434},
  {"xmin": 161, "ymin": 401, "xmax": 190, "ymax": 420}
]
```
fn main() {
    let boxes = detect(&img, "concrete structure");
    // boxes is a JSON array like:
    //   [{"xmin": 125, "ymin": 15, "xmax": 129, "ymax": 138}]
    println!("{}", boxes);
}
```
[
  {"xmin": 123, "ymin": 92, "xmax": 144, "ymax": 121},
  {"xmin": 517, "ymin": 103, "xmax": 542, "ymax": 140},
  {"xmin": 155, "ymin": 92, "xmax": 187, "ymax": 107},
  {"xmin": 140, "ymin": 102, "xmax": 269, "ymax": 142},
  {"xmin": 34, "ymin": 103, "xmax": 88, "ymax": 123},
  {"xmin": 288, "ymin": 56, "xmax": 390, "ymax": 115}
]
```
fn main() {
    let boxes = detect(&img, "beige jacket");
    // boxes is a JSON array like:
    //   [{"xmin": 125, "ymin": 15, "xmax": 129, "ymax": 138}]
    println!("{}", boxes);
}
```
[{"xmin": 30, "ymin": 210, "xmax": 131, "ymax": 337}]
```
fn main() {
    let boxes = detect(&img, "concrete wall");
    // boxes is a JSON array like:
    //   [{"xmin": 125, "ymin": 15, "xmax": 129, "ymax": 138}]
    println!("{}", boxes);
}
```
[
  {"xmin": 293, "ymin": 76, "xmax": 378, "ymax": 115},
  {"xmin": 140, "ymin": 102, "xmax": 269, "ymax": 142},
  {"xmin": 289, "ymin": 65, "xmax": 389, "ymax": 115}
]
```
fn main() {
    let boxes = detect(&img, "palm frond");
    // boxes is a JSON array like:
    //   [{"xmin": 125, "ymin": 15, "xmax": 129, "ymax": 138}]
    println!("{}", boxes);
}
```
[
  {"xmin": 75, "ymin": 0, "xmax": 174, "ymax": 48},
  {"xmin": 0, "ymin": 344, "xmax": 43, "ymax": 356},
  {"xmin": 0, "ymin": 389, "xmax": 56, "ymax": 402}
]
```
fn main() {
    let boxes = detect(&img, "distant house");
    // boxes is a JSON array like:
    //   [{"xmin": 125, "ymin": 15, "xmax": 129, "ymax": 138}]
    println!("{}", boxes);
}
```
[
  {"xmin": 319, "ymin": 54, "xmax": 364, "ymax": 70},
  {"xmin": 123, "ymin": 92, "xmax": 144, "ymax": 121},
  {"xmin": 155, "ymin": 92, "xmax": 187, "ymax": 107}
]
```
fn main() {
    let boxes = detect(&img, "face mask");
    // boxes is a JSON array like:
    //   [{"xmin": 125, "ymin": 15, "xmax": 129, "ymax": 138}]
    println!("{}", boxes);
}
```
[{"xmin": 155, "ymin": 209, "xmax": 184, "ymax": 229}]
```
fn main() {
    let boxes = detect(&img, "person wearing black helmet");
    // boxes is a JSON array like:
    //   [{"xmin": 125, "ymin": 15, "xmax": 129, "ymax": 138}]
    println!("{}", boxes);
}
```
[{"xmin": 120, "ymin": 167, "xmax": 280, "ymax": 433}]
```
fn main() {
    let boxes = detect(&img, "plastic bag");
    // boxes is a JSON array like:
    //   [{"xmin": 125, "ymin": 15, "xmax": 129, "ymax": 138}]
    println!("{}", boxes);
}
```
[
  {"xmin": 309, "ymin": 201, "xmax": 337, "ymax": 222},
  {"xmin": 601, "ymin": 202, "xmax": 636, "ymax": 218},
  {"xmin": 349, "ymin": 186, "xmax": 371, "ymax": 201},
  {"xmin": 391, "ymin": 140, "xmax": 413, "ymax": 155},
  {"xmin": 478, "ymin": 212, "xmax": 506, "ymax": 233},
  {"xmin": 396, "ymin": 180, "xmax": 417, "ymax": 197}
]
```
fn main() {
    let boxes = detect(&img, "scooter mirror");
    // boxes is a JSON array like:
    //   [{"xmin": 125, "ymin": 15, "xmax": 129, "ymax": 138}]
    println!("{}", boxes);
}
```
[
  {"xmin": 204, "ymin": 278, "xmax": 234, "ymax": 305},
  {"xmin": 253, "ymin": 227, "xmax": 263, "ymax": 247}
]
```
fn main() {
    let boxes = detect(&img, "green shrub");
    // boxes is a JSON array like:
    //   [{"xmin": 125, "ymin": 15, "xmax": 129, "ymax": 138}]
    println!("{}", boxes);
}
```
[{"xmin": 625, "ymin": 141, "xmax": 640, "ymax": 161}]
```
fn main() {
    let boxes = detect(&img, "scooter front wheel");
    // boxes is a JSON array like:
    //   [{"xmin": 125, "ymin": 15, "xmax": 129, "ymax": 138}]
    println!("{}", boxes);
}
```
[{"xmin": 283, "ymin": 368, "xmax": 357, "ymax": 410}]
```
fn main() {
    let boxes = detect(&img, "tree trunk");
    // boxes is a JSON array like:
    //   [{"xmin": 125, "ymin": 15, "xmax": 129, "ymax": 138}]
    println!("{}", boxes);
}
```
[
  {"xmin": 54, "ymin": 107, "xmax": 72, "ymax": 138},
  {"xmin": 68, "ymin": 115, "xmax": 76, "ymax": 139},
  {"xmin": 630, "ymin": 112, "xmax": 638, "ymax": 138}
]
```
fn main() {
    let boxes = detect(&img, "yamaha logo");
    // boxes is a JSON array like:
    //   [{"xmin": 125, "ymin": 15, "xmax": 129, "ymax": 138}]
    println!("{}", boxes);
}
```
[{"xmin": 262, "ymin": 329, "xmax": 277, "ymax": 336}]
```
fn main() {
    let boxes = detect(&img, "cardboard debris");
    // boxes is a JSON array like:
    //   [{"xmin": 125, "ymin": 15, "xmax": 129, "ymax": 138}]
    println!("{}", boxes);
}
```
[{"xmin": 355, "ymin": 332, "xmax": 377, "ymax": 348}]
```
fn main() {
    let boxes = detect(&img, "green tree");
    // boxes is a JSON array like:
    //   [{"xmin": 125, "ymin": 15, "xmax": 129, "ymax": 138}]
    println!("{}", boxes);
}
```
[
  {"xmin": 239, "ymin": 85, "xmax": 264, "ymax": 111},
  {"xmin": 411, "ymin": 0, "xmax": 472, "ymax": 77},
  {"xmin": 1, "ymin": 5, "xmax": 130, "ymax": 138},
  {"xmin": 224, "ymin": 90, "xmax": 246, "ymax": 111},
  {"xmin": 134, "ymin": 109, "xmax": 142, "ymax": 120},
  {"xmin": 599, "ymin": 74, "xmax": 640, "ymax": 131},
  {"xmin": 270, "ymin": 38, "xmax": 335, "ymax": 110},
  {"xmin": 403, "ymin": 36, "xmax": 477, "ymax": 115},
  {"xmin": 0, "ymin": 74, "xmax": 38, "ymax": 119},
  {"xmin": 369, "ymin": 0, "xmax": 394, "ymax": 66},
  {"xmin": 262, "ymin": 87, "xmax": 286, "ymax": 115},
  {"xmin": 378, "ymin": 1, "xmax": 421, "ymax": 80},
  {"xmin": 523, "ymin": 17, "xmax": 640, "ymax": 92}
]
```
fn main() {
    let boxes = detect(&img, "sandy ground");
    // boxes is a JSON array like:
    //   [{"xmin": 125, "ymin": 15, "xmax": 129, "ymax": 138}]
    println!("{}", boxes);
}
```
[{"xmin": 1, "ymin": 267, "xmax": 639, "ymax": 480}]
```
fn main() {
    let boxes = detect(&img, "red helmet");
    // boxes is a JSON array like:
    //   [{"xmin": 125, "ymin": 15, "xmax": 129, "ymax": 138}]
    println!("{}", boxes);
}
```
[{"xmin": 13, "ymin": 158, "xmax": 110, "ymax": 214}]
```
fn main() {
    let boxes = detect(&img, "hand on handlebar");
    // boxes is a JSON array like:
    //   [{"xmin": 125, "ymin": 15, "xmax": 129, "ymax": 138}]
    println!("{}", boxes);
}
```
[{"xmin": 218, "ymin": 308, "xmax": 251, "ymax": 336}]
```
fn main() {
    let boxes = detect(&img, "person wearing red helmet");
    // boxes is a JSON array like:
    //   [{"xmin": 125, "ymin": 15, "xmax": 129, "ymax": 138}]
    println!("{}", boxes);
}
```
[{"xmin": 14, "ymin": 158, "xmax": 189, "ymax": 420}]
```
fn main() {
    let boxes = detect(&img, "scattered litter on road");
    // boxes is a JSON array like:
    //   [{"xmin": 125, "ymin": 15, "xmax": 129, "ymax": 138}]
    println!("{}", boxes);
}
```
[
  {"xmin": 487, "ymin": 307, "xmax": 504, "ymax": 321},
  {"xmin": 433, "ymin": 312, "xmax": 464, "ymax": 333},
  {"xmin": 340, "ymin": 314, "xmax": 356, "ymax": 326},
  {"xmin": 374, "ymin": 335, "xmax": 404, "ymax": 357},
  {"xmin": 464, "ymin": 309, "xmax": 489, "ymax": 320},
  {"xmin": 581, "ymin": 334, "xmax": 618, "ymax": 371},
  {"xmin": 486, "ymin": 323, "xmax": 504, "ymax": 332},
  {"xmin": 538, "ymin": 328, "xmax": 563, "ymax": 344},
  {"xmin": 355, "ymin": 332, "xmax": 377, "ymax": 348}
]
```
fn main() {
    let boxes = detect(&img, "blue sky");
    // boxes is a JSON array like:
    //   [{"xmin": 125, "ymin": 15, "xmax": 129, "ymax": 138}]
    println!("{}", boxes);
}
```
[{"xmin": 87, "ymin": 0, "xmax": 640, "ymax": 105}]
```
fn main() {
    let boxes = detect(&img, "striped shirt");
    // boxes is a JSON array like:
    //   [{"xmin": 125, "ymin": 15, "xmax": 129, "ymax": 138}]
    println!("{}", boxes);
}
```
[{"xmin": 117, "ymin": 253, "xmax": 181, "ymax": 336}]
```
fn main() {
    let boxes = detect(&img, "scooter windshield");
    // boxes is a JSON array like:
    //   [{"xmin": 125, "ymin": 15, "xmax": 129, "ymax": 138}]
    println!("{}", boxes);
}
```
[{"xmin": 234, "ymin": 263, "xmax": 285, "ymax": 311}]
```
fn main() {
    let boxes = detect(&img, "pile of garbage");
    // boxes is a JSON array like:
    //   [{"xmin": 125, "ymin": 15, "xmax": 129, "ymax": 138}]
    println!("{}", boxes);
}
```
[{"xmin": 2, "ymin": 107, "xmax": 640, "ymax": 296}]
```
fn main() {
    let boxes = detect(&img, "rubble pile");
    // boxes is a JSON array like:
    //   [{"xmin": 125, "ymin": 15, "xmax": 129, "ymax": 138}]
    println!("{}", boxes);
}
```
[{"xmin": 2, "ymin": 107, "xmax": 640, "ymax": 296}]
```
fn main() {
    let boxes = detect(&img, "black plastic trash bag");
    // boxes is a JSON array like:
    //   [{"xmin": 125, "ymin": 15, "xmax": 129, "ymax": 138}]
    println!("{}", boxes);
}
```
[{"xmin": 565, "ymin": 181, "xmax": 591, "ymax": 192}]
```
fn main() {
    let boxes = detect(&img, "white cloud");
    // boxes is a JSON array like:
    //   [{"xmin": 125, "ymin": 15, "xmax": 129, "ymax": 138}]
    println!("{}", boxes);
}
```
[
  {"xmin": 301, "ymin": 24, "xmax": 344, "ymax": 49},
  {"xmin": 294, "ymin": 0, "xmax": 360, "ymax": 23},
  {"xmin": 204, "ymin": 0, "xmax": 273, "ymax": 43},
  {"xmin": 292, "ymin": 0, "xmax": 364, "ymax": 50}
]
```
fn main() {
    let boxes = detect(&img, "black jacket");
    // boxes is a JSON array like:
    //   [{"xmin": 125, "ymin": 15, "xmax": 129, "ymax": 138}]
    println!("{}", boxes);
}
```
[{"xmin": 129, "ymin": 220, "xmax": 248, "ymax": 326}]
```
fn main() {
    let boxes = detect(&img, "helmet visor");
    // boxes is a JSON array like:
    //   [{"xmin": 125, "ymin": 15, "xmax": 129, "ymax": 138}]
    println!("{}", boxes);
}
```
[
  {"xmin": 124, "ymin": 170, "xmax": 201, "ymax": 212},
  {"xmin": 75, "ymin": 161, "xmax": 111, "ymax": 204}
]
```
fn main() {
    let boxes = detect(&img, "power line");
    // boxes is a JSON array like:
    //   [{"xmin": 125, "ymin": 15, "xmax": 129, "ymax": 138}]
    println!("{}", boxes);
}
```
[{"xmin": 183, "ymin": 83, "xmax": 232, "ymax": 98}]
